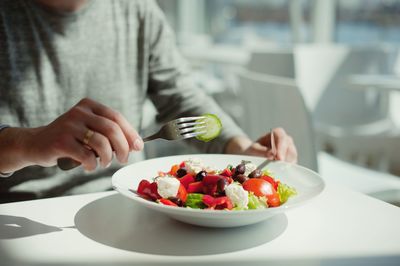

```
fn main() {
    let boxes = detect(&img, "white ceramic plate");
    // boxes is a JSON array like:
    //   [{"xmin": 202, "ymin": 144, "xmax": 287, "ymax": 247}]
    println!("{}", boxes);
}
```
[{"xmin": 112, "ymin": 154, "xmax": 325, "ymax": 228}]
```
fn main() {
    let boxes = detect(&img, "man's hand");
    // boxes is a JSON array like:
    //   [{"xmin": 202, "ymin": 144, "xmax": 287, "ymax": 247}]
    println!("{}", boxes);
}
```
[
  {"xmin": 0, "ymin": 98, "xmax": 144, "ymax": 173},
  {"xmin": 224, "ymin": 127, "xmax": 298, "ymax": 163}
]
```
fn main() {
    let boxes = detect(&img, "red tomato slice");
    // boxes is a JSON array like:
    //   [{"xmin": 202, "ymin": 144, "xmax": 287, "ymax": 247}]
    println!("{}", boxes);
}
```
[
  {"xmin": 262, "ymin": 175, "xmax": 279, "ymax": 191},
  {"xmin": 242, "ymin": 178, "xmax": 273, "ymax": 197}
]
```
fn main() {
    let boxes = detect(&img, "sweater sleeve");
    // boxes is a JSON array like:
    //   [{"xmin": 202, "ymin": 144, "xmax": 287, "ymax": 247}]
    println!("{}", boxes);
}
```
[{"xmin": 143, "ymin": 0, "xmax": 247, "ymax": 153}]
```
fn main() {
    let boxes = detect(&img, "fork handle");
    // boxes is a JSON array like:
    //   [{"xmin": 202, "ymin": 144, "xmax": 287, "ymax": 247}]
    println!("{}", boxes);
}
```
[
  {"xmin": 57, "ymin": 157, "xmax": 82, "ymax": 171},
  {"xmin": 57, "ymin": 134, "xmax": 158, "ymax": 170},
  {"xmin": 142, "ymin": 132, "xmax": 161, "ymax": 142}
]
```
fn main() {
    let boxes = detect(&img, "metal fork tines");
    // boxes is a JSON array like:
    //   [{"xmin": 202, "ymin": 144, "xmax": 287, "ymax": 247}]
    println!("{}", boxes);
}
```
[{"xmin": 143, "ymin": 116, "xmax": 207, "ymax": 142}]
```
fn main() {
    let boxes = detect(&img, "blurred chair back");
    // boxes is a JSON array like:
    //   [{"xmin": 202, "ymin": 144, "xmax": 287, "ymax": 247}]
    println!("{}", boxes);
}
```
[
  {"xmin": 294, "ymin": 44, "xmax": 400, "ymax": 173},
  {"xmin": 246, "ymin": 49, "xmax": 295, "ymax": 78},
  {"xmin": 318, "ymin": 132, "xmax": 400, "ymax": 174},
  {"xmin": 294, "ymin": 44, "xmax": 393, "ymax": 133},
  {"xmin": 237, "ymin": 69, "xmax": 318, "ymax": 171}
]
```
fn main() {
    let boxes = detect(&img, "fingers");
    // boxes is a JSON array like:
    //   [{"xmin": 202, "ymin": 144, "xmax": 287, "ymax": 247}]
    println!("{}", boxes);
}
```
[
  {"xmin": 81, "ymin": 98, "xmax": 143, "ymax": 151},
  {"xmin": 273, "ymin": 128, "xmax": 289, "ymax": 161},
  {"xmin": 39, "ymin": 98, "xmax": 143, "ymax": 172},
  {"xmin": 273, "ymin": 128, "xmax": 298, "ymax": 163},
  {"xmin": 80, "ymin": 129, "xmax": 113, "ymax": 168},
  {"xmin": 61, "ymin": 140, "xmax": 98, "ymax": 171},
  {"xmin": 84, "ymin": 115, "xmax": 130, "ymax": 163},
  {"xmin": 255, "ymin": 127, "xmax": 298, "ymax": 163},
  {"xmin": 73, "ymin": 98, "xmax": 144, "ymax": 165}
]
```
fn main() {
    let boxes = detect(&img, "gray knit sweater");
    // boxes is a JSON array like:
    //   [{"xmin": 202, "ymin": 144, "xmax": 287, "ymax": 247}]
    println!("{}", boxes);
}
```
[{"xmin": 0, "ymin": 0, "xmax": 244, "ymax": 202}]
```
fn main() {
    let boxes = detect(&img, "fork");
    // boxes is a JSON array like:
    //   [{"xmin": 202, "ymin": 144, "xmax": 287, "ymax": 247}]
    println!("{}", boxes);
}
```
[
  {"xmin": 142, "ymin": 116, "xmax": 206, "ymax": 142},
  {"xmin": 57, "ymin": 116, "xmax": 207, "ymax": 170},
  {"xmin": 256, "ymin": 129, "xmax": 277, "ymax": 170}
]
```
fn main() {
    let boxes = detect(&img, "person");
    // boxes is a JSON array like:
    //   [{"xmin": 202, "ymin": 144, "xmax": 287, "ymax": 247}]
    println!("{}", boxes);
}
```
[{"xmin": 0, "ymin": 0, "xmax": 297, "ymax": 203}]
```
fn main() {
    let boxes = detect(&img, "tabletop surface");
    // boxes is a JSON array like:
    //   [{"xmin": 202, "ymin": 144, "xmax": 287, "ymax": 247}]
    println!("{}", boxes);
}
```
[
  {"xmin": 1, "ymin": 176, "xmax": 400, "ymax": 265},
  {"xmin": 349, "ymin": 74, "xmax": 400, "ymax": 92}
]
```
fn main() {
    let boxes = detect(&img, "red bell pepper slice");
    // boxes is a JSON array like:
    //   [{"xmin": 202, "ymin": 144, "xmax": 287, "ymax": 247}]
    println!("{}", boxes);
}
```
[
  {"xmin": 159, "ymin": 198, "xmax": 178, "ymax": 206},
  {"xmin": 179, "ymin": 174, "xmax": 195, "ymax": 189},
  {"xmin": 137, "ymin": 180, "xmax": 161, "ymax": 201},
  {"xmin": 202, "ymin": 184, "xmax": 217, "ymax": 196},
  {"xmin": 202, "ymin": 174, "xmax": 221, "ymax": 186},
  {"xmin": 202, "ymin": 195, "xmax": 233, "ymax": 210},
  {"xmin": 137, "ymin": 180, "xmax": 151, "ymax": 196},
  {"xmin": 202, "ymin": 195, "xmax": 215, "ymax": 207},
  {"xmin": 214, "ymin": 196, "xmax": 233, "ymax": 210},
  {"xmin": 177, "ymin": 184, "xmax": 188, "ymax": 202},
  {"xmin": 220, "ymin": 168, "xmax": 232, "ymax": 177},
  {"xmin": 169, "ymin": 164, "xmax": 180, "ymax": 177},
  {"xmin": 187, "ymin": 181, "xmax": 204, "ymax": 193}
]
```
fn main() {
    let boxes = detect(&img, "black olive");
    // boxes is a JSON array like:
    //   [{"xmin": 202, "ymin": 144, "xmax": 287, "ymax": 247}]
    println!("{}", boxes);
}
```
[
  {"xmin": 176, "ymin": 168, "xmax": 187, "ymax": 178},
  {"xmin": 195, "ymin": 170, "xmax": 207, "ymax": 181},
  {"xmin": 248, "ymin": 169, "xmax": 262, "ymax": 178},
  {"xmin": 236, "ymin": 174, "xmax": 248, "ymax": 184},
  {"xmin": 235, "ymin": 164, "xmax": 245, "ymax": 175},
  {"xmin": 217, "ymin": 178, "xmax": 228, "ymax": 194},
  {"xmin": 168, "ymin": 197, "xmax": 183, "ymax": 206}
]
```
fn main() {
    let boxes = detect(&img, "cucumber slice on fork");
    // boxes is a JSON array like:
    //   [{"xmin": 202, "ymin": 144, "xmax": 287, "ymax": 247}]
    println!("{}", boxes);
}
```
[{"xmin": 195, "ymin": 114, "xmax": 222, "ymax": 142}]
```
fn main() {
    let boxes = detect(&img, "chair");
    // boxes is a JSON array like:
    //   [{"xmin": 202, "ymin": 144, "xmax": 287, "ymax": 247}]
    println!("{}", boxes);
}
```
[
  {"xmin": 294, "ymin": 44, "xmax": 393, "ymax": 130},
  {"xmin": 246, "ymin": 48, "xmax": 295, "ymax": 78},
  {"xmin": 294, "ymin": 44, "xmax": 400, "ymax": 173},
  {"xmin": 236, "ymin": 69, "xmax": 318, "ymax": 172},
  {"xmin": 317, "ymin": 131, "xmax": 400, "ymax": 173}
]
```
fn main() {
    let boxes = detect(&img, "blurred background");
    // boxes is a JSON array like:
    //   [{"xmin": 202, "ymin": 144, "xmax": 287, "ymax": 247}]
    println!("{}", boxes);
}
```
[{"xmin": 142, "ymin": 0, "xmax": 400, "ymax": 205}]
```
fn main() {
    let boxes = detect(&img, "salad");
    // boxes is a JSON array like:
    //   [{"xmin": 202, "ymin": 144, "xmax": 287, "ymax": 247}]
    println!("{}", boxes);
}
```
[{"xmin": 136, "ymin": 158, "xmax": 297, "ymax": 210}]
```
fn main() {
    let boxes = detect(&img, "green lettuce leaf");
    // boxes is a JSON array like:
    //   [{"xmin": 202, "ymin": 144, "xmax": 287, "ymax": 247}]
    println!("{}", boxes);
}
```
[
  {"xmin": 185, "ymin": 193, "xmax": 206, "ymax": 209},
  {"xmin": 262, "ymin": 169, "xmax": 275, "ymax": 178},
  {"xmin": 247, "ymin": 192, "xmax": 268, "ymax": 210},
  {"xmin": 277, "ymin": 183, "xmax": 297, "ymax": 204}
]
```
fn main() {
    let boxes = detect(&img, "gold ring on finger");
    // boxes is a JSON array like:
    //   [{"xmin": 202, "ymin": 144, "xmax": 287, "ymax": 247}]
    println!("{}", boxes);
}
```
[{"xmin": 83, "ymin": 129, "xmax": 94, "ymax": 145}]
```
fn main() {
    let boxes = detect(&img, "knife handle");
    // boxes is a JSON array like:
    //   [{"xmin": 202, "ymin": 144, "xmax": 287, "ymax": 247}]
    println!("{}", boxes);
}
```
[{"xmin": 57, "ymin": 158, "xmax": 82, "ymax": 170}]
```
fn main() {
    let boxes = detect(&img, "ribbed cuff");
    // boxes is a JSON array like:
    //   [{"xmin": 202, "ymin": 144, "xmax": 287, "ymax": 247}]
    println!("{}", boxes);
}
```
[{"xmin": 0, "ymin": 124, "xmax": 14, "ymax": 178}]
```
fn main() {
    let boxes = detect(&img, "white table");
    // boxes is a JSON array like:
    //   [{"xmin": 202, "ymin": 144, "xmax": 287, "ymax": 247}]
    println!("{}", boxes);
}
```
[
  {"xmin": 349, "ymin": 74, "xmax": 400, "ymax": 92},
  {"xmin": 1, "ymin": 175, "xmax": 400, "ymax": 265}
]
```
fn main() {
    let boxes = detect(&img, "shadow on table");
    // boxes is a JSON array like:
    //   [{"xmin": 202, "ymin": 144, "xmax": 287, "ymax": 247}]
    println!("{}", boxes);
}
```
[
  {"xmin": 74, "ymin": 194, "xmax": 288, "ymax": 256},
  {"xmin": 0, "ymin": 215, "xmax": 62, "ymax": 239}
]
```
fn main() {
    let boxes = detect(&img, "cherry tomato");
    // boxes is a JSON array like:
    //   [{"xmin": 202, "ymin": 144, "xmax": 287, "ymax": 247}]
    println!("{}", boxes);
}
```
[
  {"xmin": 266, "ymin": 189, "xmax": 280, "ymax": 207},
  {"xmin": 242, "ymin": 178, "xmax": 273, "ymax": 197}
]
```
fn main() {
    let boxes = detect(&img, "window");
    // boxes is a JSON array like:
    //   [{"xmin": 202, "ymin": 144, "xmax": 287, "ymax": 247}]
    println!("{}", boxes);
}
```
[{"xmin": 336, "ymin": 0, "xmax": 400, "ymax": 44}]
